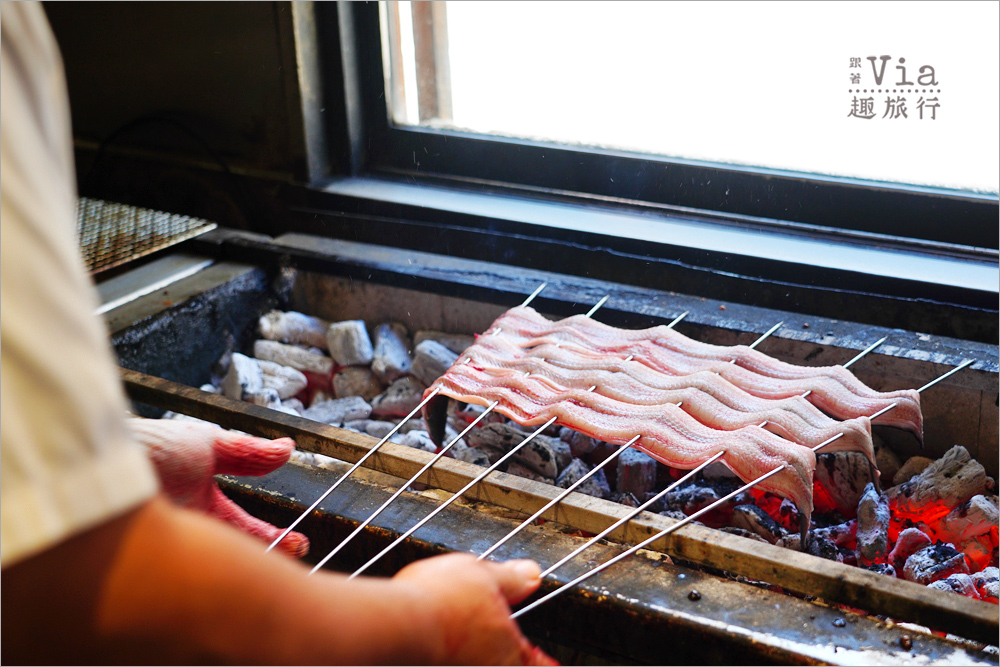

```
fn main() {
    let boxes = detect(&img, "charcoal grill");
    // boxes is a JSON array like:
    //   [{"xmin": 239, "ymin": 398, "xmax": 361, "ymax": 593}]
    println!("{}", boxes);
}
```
[{"xmin": 99, "ymin": 220, "xmax": 999, "ymax": 665}]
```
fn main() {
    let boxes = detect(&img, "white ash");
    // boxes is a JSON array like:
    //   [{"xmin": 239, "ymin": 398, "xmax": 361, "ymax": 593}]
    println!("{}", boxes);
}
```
[
  {"xmin": 253, "ymin": 339, "xmax": 334, "ymax": 376},
  {"xmin": 414, "ymin": 330, "xmax": 475, "ymax": 355},
  {"xmin": 616, "ymin": 448, "xmax": 658, "ymax": 497},
  {"xmin": 935, "ymin": 495, "xmax": 998, "ymax": 544},
  {"xmin": 450, "ymin": 441, "xmax": 491, "ymax": 467},
  {"xmin": 256, "ymin": 359, "xmax": 308, "ymax": 399},
  {"xmin": 370, "ymin": 376, "xmax": 427, "ymax": 418},
  {"xmin": 555, "ymin": 458, "xmax": 610, "ymax": 499},
  {"xmin": 812, "ymin": 519, "xmax": 857, "ymax": 547},
  {"xmin": 506, "ymin": 461, "xmax": 554, "ymax": 484},
  {"xmin": 342, "ymin": 419, "xmax": 399, "ymax": 440},
  {"xmin": 309, "ymin": 389, "xmax": 334, "ymax": 406},
  {"xmin": 903, "ymin": 542, "xmax": 969, "ymax": 585},
  {"xmin": 972, "ymin": 567, "xmax": 999, "ymax": 603},
  {"xmin": 199, "ymin": 383, "xmax": 219, "ymax": 394},
  {"xmin": 411, "ymin": 340, "xmax": 459, "ymax": 386},
  {"xmin": 731, "ymin": 504, "xmax": 787, "ymax": 544},
  {"xmin": 856, "ymin": 482, "xmax": 890, "ymax": 565},
  {"xmin": 889, "ymin": 527, "xmax": 932, "ymax": 573},
  {"xmin": 891, "ymin": 455, "xmax": 934, "ymax": 487},
  {"xmin": 813, "ymin": 451, "xmax": 874, "ymax": 517},
  {"xmin": 281, "ymin": 398, "xmax": 305, "ymax": 414},
  {"xmin": 258, "ymin": 310, "xmax": 330, "ymax": 350},
  {"xmin": 927, "ymin": 573, "xmax": 981, "ymax": 599},
  {"xmin": 333, "ymin": 366, "xmax": 384, "ymax": 401},
  {"xmin": 161, "ymin": 411, "xmax": 216, "ymax": 426},
  {"xmin": 222, "ymin": 352, "xmax": 263, "ymax": 400},
  {"xmin": 863, "ymin": 563, "xmax": 895, "ymax": 577},
  {"xmin": 399, "ymin": 430, "xmax": 437, "ymax": 453},
  {"xmin": 302, "ymin": 396, "xmax": 372, "ymax": 425},
  {"xmin": 371, "ymin": 322, "xmax": 412, "ymax": 383},
  {"xmin": 325, "ymin": 320, "xmax": 374, "ymax": 366},
  {"xmin": 514, "ymin": 437, "xmax": 561, "ymax": 478},
  {"xmin": 290, "ymin": 449, "xmax": 341, "ymax": 471}
]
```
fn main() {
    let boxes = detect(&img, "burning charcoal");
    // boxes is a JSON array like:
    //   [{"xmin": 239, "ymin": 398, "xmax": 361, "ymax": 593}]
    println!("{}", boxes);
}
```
[
  {"xmin": 506, "ymin": 461, "xmax": 554, "ymax": 484},
  {"xmin": 936, "ymin": 495, "xmax": 999, "ymax": 544},
  {"xmin": 281, "ymin": 398, "xmax": 305, "ymax": 414},
  {"xmin": 814, "ymin": 451, "xmax": 874, "ymax": 517},
  {"xmin": 272, "ymin": 403, "xmax": 302, "ymax": 417},
  {"xmin": 776, "ymin": 534, "xmax": 801, "ymax": 550},
  {"xmin": 324, "ymin": 320, "xmax": 374, "ymax": 366},
  {"xmin": 660, "ymin": 509, "xmax": 688, "ymax": 521},
  {"xmin": 359, "ymin": 420, "xmax": 398, "ymax": 439},
  {"xmin": 956, "ymin": 534, "xmax": 995, "ymax": 572},
  {"xmin": 805, "ymin": 534, "xmax": 845, "ymax": 563},
  {"xmin": 371, "ymin": 322, "xmax": 412, "ymax": 383},
  {"xmin": 253, "ymin": 339, "xmax": 334, "ymax": 376},
  {"xmin": 302, "ymin": 396, "xmax": 372, "ymax": 425},
  {"xmin": 703, "ymin": 462, "xmax": 738, "ymax": 480},
  {"xmin": 856, "ymin": 482, "xmax": 890, "ymax": 566},
  {"xmin": 333, "ymin": 366, "xmax": 384, "ymax": 401},
  {"xmin": 556, "ymin": 458, "xmax": 611, "ymax": 499},
  {"xmin": 256, "ymin": 359, "xmax": 308, "ymax": 399},
  {"xmin": 616, "ymin": 448, "xmax": 657, "ymax": 497},
  {"xmin": 720, "ymin": 527, "xmax": 769, "ymax": 543},
  {"xmin": 873, "ymin": 435, "xmax": 901, "ymax": 486},
  {"xmin": 513, "ymin": 436, "xmax": 560, "ymax": 478},
  {"xmin": 246, "ymin": 387, "xmax": 282, "ymax": 409},
  {"xmin": 222, "ymin": 352, "xmax": 263, "ymax": 400},
  {"xmin": 560, "ymin": 427, "xmax": 599, "ymax": 458},
  {"xmin": 863, "ymin": 563, "xmax": 896, "ymax": 577},
  {"xmin": 813, "ymin": 520, "xmax": 857, "ymax": 548},
  {"xmin": 778, "ymin": 499, "xmax": 801, "ymax": 531},
  {"xmin": 892, "ymin": 456, "xmax": 934, "ymax": 487},
  {"xmin": 611, "ymin": 492, "xmax": 641, "ymax": 508},
  {"xmin": 399, "ymin": 430, "xmax": 437, "ymax": 453},
  {"xmin": 890, "ymin": 446, "xmax": 988, "ymax": 518},
  {"xmin": 731, "ymin": 504, "xmax": 787, "ymax": 544},
  {"xmin": 411, "ymin": 340, "xmax": 459, "ymax": 386},
  {"xmin": 971, "ymin": 567, "xmax": 999, "ymax": 603},
  {"xmin": 370, "ymin": 376, "xmax": 426, "ymax": 418},
  {"xmin": 890, "ymin": 527, "xmax": 933, "ymax": 573},
  {"xmin": 903, "ymin": 543, "xmax": 970, "ymax": 585},
  {"xmin": 310, "ymin": 389, "xmax": 334, "ymax": 406},
  {"xmin": 414, "ymin": 330, "xmax": 475, "ymax": 355},
  {"xmin": 258, "ymin": 310, "xmax": 330, "ymax": 350},
  {"xmin": 927, "ymin": 573, "xmax": 981, "ymax": 599},
  {"xmin": 451, "ymin": 441, "xmax": 491, "ymax": 467},
  {"xmin": 467, "ymin": 423, "xmax": 525, "ymax": 458}
]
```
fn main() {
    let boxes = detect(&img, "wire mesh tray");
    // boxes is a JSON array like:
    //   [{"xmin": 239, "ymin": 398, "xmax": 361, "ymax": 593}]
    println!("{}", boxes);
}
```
[{"xmin": 76, "ymin": 197, "xmax": 216, "ymax": 274}]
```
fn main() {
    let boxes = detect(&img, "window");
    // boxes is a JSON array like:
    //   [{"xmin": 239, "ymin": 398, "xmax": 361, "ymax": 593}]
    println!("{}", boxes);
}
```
[
  {"xmin": 383, "ymin": 1, "xmax": 998, "ymax": 196},
  {"xmin": 344, "ymin": 1, "xmax": 997, "ymax": 251}
]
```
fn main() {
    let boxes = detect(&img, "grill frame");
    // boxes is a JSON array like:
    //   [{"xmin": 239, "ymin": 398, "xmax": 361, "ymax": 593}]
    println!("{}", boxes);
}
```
[{"xmin": 105, "ymin": 230, "xmax": 999, "ymax": 656}]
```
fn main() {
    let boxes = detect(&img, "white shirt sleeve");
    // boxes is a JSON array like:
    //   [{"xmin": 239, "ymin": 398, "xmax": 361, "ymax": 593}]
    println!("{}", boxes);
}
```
[{"xmin": 1, "ymin": 1, "xmax": 159, "ymax": 567}]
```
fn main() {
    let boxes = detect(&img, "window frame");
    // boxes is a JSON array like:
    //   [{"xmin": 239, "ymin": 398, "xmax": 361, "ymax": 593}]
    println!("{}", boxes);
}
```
[{"xmin": 337, "ymin": 1, "xmax": 997, "ymax": 254}]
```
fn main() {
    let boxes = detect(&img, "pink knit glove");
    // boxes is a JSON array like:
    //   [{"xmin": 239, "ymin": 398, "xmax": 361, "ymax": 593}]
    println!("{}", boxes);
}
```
[{"xmin": 127, "ymin": 418, "xmax": 309, "ymax": 558}]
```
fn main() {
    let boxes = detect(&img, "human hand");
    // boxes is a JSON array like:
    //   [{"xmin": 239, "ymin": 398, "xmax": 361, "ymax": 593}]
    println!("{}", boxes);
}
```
[
  {"xmin": 393, "ymin": 553, "xmax": 558, "ymax": 665},
  {"xmin": 126, "ymin": 418, "xmax": 309, "ymax": 558}
]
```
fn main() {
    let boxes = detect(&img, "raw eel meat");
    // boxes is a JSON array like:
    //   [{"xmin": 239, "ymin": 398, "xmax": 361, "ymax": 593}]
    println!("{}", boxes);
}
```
[
  {"xmin": 490, "ymin": 307, "xmax": 922, "ymax": 440},
  {"xmin": 423, "ymin": 362, "xmax": 817, "ymax": 526},
  {"xmin": 465, "ymin": 334, "xmax": 876, "ymax": 468}
]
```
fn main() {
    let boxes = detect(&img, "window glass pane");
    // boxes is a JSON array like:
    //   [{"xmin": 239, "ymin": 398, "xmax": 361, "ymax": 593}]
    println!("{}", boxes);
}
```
[{"xmin": 383, "ymin": 1, "xmax": 998, "ymax": 194}]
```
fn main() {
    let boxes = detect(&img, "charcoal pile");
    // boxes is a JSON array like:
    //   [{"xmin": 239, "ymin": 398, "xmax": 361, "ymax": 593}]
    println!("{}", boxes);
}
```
[{"xmin": 178, "ymin": 309, "xmax": 999, "ymax": 606}]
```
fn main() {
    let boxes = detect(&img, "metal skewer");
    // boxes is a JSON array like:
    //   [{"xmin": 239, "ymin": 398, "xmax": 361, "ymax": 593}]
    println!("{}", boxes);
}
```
[
  {"xmin": 729, "ymin": 321, "xmax": 783, "ymax": 364},
  {"xmin": 267, "ymin": 387, "xmax": 442, "ymax": 552},
  {"xmin": 478, "ymin": 435, "xmax": 641, "ymax": 561},
  {"xmin": 309, "ymin": 401, "xmax": 501, "ymax": 574},
  {"xmin": 350, "ymin": 416, "xmax": 559, "ymax": 578},
  {"xmin": 491, "ymin": 283, "xmax": 547, "ymax": 336},
  {"xmin": 842, "ymin": 336, "xmax": 888, "ymax": 369},
  {"xmin": 667, "ymin": 311, "xmax": 688, "ymax": 329},
  {"xmin": 511, "ymin": 359, "xmax": 975, "ymax": 619},
  {"xmin": 586, "ymin": 295, "xmax": 609, "ymax": 318}
]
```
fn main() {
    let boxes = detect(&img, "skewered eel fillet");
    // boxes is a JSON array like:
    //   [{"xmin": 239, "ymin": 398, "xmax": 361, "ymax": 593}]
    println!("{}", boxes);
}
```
[
  {"xmin": 491, "ymin": 307, "xmax": 922, "ymax": 441},
  {"xmin": 465, "ymin": 334, "xmax": 876, "ymax": 466},
  {"xmin": 423, "ymin": 361, "xmax": 818, "ymax": 528}
]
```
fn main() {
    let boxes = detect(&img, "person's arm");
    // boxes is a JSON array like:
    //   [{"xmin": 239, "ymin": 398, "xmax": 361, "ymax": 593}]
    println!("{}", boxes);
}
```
[{"xmin": 2, "ymin": 495, "xmax": 549, "ymax": 665}]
